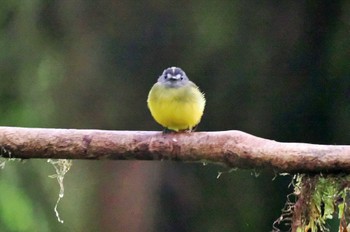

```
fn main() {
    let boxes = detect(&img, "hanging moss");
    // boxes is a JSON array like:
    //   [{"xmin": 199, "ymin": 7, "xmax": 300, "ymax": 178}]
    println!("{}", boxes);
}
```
[{"xmin": 274, "ymin": 174, "xmax": 350, "ymax": 232}]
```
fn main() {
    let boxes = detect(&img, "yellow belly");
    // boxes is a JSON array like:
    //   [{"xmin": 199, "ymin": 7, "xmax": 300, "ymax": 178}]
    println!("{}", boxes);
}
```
[{"xmin": 147, "ymin": 82, "xmax": 205, "ymax": 131}]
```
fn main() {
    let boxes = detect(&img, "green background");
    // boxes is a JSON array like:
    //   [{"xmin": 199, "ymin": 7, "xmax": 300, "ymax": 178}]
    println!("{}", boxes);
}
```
[{"xmin": 0, "ymin": 1, "xmax": 349, "ymax": 231}]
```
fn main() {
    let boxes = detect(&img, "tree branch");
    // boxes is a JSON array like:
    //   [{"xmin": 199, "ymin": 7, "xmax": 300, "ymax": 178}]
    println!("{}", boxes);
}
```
[{"xmin": 0, "ymin": 126, "xmax": 349, "ymax": 173}]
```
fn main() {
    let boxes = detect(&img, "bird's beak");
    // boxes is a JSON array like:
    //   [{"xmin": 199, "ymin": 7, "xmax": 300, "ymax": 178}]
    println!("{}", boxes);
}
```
[{"xmin": 168, "ymin": 74, "xmax": 181, "ymax": 81}]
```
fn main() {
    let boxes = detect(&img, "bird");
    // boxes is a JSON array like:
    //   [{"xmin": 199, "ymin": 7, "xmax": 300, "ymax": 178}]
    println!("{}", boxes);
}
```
[{"xmin": 147, "ymin": 67, "xmax": 206, "ymax": 132}]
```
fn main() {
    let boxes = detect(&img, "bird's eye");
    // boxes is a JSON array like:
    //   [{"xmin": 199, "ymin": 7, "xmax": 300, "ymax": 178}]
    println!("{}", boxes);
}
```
[{"xmin": 165, "ymin": 73, "xmax": 172, "ymax": 79}]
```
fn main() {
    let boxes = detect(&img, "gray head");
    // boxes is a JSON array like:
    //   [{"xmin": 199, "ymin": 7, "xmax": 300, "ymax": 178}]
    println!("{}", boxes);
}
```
[{"xmin": 157, "ymin": 67, "xmax": 189, "ymax": 88}]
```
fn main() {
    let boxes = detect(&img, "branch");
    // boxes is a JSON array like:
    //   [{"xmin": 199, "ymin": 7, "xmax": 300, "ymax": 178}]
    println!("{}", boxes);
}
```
[{"xmin": 0, "ymin": 126, "xmax": 349, "ymax": 173}]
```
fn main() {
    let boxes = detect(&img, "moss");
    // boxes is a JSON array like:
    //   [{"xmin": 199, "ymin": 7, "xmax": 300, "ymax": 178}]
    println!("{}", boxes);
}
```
[{"xmin": 274, "ymin": 174, "xmax": 350, "ymax": 232}]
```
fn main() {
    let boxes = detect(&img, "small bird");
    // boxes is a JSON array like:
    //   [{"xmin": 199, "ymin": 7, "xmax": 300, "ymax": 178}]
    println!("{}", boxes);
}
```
[{"xmin": 147, "ymin": 67, "xmax": 206, "ymax": 132}]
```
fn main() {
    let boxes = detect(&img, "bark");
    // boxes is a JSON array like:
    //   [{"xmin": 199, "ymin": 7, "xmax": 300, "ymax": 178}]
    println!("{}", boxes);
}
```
[{"xmin": 0, "ymin": 126, "xmax": 349, "ymax": 173}]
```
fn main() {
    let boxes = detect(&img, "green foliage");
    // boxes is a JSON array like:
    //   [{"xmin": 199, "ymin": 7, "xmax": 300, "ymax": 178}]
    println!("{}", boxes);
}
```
[
  {"xmin": 0, "ymin": 178, "xmax": 35, "ymax": 231},
  {"xmin": 0, "ymin": 162, "xmax": 51, "ymax": 232}
]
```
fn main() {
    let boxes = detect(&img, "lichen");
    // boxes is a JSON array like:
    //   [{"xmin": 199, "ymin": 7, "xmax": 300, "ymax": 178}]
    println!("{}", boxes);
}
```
[
  {"xmin": 47, "ymin": 159, "xmax": 72, "ymax": 223},
  {"xmin": 0, "ymin": 147, "xmax": 22, "ymax": 168}
]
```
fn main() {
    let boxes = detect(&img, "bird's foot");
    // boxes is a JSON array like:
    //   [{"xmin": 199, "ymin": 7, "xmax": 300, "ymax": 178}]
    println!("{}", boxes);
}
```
[{"xmin": 162, "ymin": 128, "xmax": 178, "ymax": 134}]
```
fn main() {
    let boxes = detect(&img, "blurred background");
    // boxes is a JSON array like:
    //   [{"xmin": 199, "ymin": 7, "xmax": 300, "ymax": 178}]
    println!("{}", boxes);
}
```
[{"xmin": 0, "ymin": 1, "xmax": 349, "ymax": 231}]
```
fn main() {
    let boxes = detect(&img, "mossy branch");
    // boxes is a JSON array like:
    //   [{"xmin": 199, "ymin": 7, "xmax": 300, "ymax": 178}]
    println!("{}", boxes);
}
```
[{"xmin": 0, "ymin": 126, "xmax": 349, "ymax": 173}]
